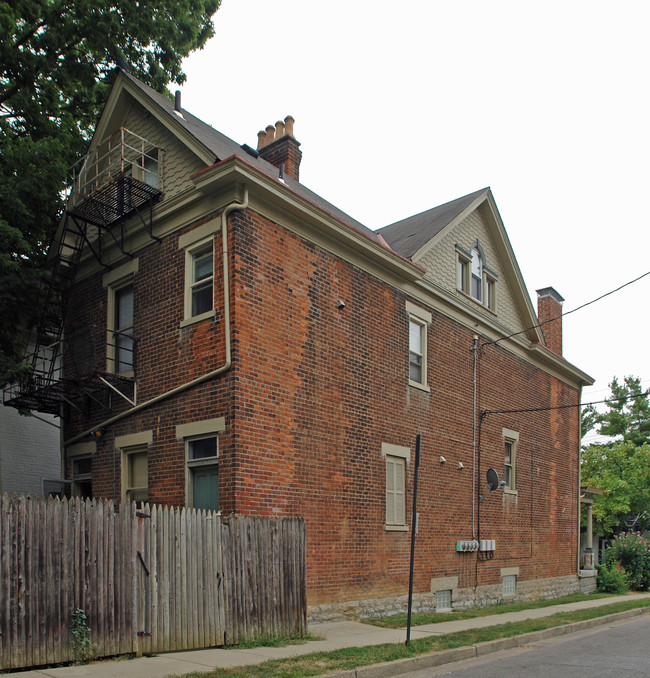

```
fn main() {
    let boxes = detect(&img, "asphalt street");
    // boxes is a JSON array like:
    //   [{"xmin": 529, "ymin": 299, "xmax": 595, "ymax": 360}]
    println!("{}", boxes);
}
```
[{"xmin": 398, "ymin": 614, "xmax": 650, "ymax": 677}]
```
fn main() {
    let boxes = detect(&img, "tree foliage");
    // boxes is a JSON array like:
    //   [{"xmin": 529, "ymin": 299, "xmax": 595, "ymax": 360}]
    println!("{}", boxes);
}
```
[
  {"xmin": 581, "ymin": 376, "xmax": 650, "ymax": 535},
  {"xmin": 0, "ymin": 0, "xmax": 220, "ymax": 385}
]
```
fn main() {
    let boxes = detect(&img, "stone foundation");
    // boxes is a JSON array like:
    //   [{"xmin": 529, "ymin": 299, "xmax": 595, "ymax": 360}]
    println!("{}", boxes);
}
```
[{"xmin": 308, "ymin": 574, "xmax": 582, "ymax": 622}]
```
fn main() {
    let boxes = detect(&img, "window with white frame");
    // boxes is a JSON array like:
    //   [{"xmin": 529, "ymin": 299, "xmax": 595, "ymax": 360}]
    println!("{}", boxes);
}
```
[
  {"xmin": 406, "ymin": 302, "xmax": 431, "ymax": 390},
  {"xmin": 471, "ymin": 247, "xmax": 482, "ymax": 301},
  {"xmin": 409, "ymin": 318, "xmax": 425, "ymax": 383},
  {"xmin": 177, "ymin": 417, "xmax": 225, "ymax": 512},
  {"xmin": 456, "ymin": 244, "xmax": 496, "ymax": 311},
  {"xmin": 503, "ymin": 428, "xmax": 519, "ymax": 492},
  {"xmin": 485, "ymin": 277, "xmax": 495, "ymax": 310},
  {"xmin": 382, "ymin": 443, "xmax": 410, "ymax": 531},
  {"xmin": 457, "ymin": 256, "xmax": 469, "ymax": 294}
]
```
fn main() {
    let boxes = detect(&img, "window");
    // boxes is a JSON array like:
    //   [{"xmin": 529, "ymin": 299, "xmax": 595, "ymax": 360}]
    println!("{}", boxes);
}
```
[
  {"xmin": 123, "ymin": 446, "xmax": 148, "ymax": 503},
  {"xmin": 182, "ymin": 237, "xmax": 215, "ymax": 323},
  {"xmin": 409, "ymin": 319, "xmax": 425, "ymax": 383},
  {"xmin": 177, "ymin": 417, "xmax": 225, "ymax": 512},
  {"xmin": 127, "ymin": 147, "xmax": 160, "ymax": 189},
  {"xmin": 104, "ymin": 260, "xmax": 138, "ymax": 375},
  {"xmin": 187, "ymin": 436, "xmax": 219, "ymax": 511},
  {"xmin": 190, "ymin": 247, "xmax": 213, "ymax": 316},
  {"xmin": 114, "ymin": 283, "xmax": 135, "ymax": 374},
  {"xmin": 502, "ymin": 428, "xmax": 519, "ymax": 493},
  {"xmin": 382, "ymin": 443, "xmax": 410, "ymax": 531},
  {"xmin": 485, "ymin": 277, "xmax": 495, "ymax": 310},
  {"xmin": 456, "ymin": 244, "xmax": 496, "ymax": 311},
  {"xmin": 457, "ymin": 257, "xmax": 468, "ymax": 293},
  {"xmin": 72, "ymin": 456, "xmax": 92, "ymax": 499},
  {"xmin": 406, "ymin": 302, "xmax": 431, "ymax": 390},
  {"xmin": 140, "ymin": 148, "xmax": 160, "ymax": 189},
  {"xmin": 471, "ymin": 247, "xmax": 482, "ymax": 301},
  {"xmin": 435, "ymin": 589, "xmax": 452, "ymax": 612},
  {"xmin": 503, "ymin": 574, "xmax": 517, "ymax": 596}
]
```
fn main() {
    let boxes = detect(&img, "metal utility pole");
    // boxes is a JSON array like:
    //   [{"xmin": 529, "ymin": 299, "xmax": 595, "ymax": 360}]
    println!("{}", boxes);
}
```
[{"xmin": 406, "ymin": 433, "xmax": 421, "ymax": 645}]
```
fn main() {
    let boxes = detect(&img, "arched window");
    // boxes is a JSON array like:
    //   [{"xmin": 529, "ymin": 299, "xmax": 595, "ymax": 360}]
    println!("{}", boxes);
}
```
[{"xmin": 471, "ymin": 248, "xmax": 482, "ymax": 301}]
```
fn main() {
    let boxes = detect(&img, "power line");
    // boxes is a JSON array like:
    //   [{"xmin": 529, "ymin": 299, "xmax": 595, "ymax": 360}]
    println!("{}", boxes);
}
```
[
  {"xmin": 481, "ymin": 390, "xmax": 649, "ymax": 418},
  {"xmin": 482, "ymin": 269, "xmax": 650, "ymax": 348}
]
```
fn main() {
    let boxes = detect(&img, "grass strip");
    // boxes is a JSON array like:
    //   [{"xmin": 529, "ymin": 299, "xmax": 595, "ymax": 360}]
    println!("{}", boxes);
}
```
[
  {"xmin": 171, "ymin": 597, "xmax": 650, "ymax": 678},
  {"xmin": 363, "ymin": 591, "xmax": 615, "ymax": 628}
]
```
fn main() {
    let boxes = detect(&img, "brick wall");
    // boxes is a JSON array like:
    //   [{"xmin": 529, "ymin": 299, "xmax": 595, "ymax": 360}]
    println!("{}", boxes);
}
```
[
  {"xmin": 226, "ymin": 209, "xmax": 581, "ymax": 605},
  {"xmin": 63, "ymin": 204, "xmax": 581, "ymax": 609}
]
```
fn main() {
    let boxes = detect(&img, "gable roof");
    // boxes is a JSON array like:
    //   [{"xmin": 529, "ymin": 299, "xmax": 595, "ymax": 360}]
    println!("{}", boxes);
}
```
[
  {"xmin": 377, "ymin": 188, "xmax": 489, "ymax": 258},
  {"xmin": 118, "ymin": 71, "xmax": 380, "ymax": 244}
]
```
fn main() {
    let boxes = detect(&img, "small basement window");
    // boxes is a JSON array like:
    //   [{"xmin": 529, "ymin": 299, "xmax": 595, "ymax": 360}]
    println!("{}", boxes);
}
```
[
  {"xmin": 503, "ymin": 574, "xmax": 517, "ymax": 596},
  {"xmin": 435, "ymin": 589, "xmax": 452, "ymax": 612}
]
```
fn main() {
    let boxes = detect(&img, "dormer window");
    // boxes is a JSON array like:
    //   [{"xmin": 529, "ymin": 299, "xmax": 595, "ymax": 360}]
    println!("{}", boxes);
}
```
[
  {"xmin": 456, "ymin": 243, "xmax": 497, "ymax": 312},
  {"xmin": 471, "ymin": 248, "xmax": 482, "ymax": 302}
]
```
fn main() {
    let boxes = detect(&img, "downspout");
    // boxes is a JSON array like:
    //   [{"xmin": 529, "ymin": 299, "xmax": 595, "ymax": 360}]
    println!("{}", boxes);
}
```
[
  {"xmin": 471, "ymin": 335, "xmax": 479, "ymax": 539},
  {"xmin": 64, "ymin": 188, "xmax": 249, "ymax": 447}
]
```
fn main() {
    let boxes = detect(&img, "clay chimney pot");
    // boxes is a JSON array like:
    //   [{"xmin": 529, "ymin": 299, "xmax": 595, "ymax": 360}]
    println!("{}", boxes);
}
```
[
  {"xmin": 257, "ymin": 130, "xmax": 267, "ymax": 150},
  {"xmin": 275, "ymin": 120, "xmax": 285, "ymax": 138},
  {"xmin": 265, "ymin": 124, "xmax": 276, "ymax": 144},
  {"xmin": 284, "ymin": 115, "xmax": 295, "ymax": 137}
]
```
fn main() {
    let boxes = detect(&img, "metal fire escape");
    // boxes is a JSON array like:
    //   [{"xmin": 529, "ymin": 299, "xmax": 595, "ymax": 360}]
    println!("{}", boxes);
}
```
[{"xmin": 4, "ymin": 128, "xmax": 163, "ymax": 415}]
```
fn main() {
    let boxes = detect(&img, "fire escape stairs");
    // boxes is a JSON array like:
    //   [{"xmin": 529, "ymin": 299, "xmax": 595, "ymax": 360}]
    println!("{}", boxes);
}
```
[{"xmin": 4, "ymin": 128, "xmax": 163, "ymax": 416}]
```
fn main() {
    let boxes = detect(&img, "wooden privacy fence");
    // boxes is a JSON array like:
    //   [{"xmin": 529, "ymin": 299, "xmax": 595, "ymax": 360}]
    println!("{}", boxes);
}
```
[{"xmin": 0, "ymin": 494, "xmax": 306, "ymax": 671}]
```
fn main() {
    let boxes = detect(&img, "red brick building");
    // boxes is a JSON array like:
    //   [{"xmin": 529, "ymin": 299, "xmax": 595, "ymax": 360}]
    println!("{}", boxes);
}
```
[{"xmin": 10, "ymin": 69, "xmax": 593, "ymax": 618}]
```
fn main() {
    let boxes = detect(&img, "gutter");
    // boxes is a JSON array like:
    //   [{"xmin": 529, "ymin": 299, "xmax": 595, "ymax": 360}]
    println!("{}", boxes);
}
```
[{"xmin": 64, "ymin": 189, "xmax": 249, "ymax": 447}]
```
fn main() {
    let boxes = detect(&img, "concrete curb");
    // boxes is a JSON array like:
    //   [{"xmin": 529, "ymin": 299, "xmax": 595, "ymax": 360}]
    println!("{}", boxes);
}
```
[{"xmin": 315, "ymin": 606, "xmax": 650, "ymax": 678}]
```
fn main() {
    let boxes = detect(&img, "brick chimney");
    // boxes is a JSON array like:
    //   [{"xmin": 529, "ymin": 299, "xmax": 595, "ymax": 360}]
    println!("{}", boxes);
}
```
[
  {"xmin": 256, "ymin": 115, "xmax": 302, "ymax": 181},
  {"xmin": 536, "ymin": 287, "xmax": 564, "ymax": 355}
]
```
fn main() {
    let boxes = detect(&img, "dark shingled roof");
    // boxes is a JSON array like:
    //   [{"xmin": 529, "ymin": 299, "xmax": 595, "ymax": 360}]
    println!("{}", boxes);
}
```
[
  {"xmin": 122, "ymin": 71, "xmax": 379, "ymax": 243},
  {"xmin": 377, "ymin": 188, "xmax": 489, "ymax": 258}
]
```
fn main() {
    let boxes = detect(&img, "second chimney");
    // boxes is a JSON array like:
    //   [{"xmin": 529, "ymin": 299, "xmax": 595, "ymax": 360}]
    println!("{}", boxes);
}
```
[
  {"xmin": 536, "ymin": 287, "xmax": 564, "ymax": 355},
  {"xmin": 256, "ymin": 115, "xmax": 302, "ymax": 181}
]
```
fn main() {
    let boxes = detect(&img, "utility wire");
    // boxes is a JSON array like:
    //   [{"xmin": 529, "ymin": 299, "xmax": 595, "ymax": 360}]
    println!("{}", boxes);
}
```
[
  {"xmin": 482, "ymin": 269, "xmax": 650, "ymax": 348},
  {"xmin": 481, "ymin": 390, "xmax": 649, "ymax": 418}
]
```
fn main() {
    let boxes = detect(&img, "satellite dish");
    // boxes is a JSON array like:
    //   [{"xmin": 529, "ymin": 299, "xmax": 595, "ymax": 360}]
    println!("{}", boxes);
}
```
[{"xmin": 486, "ymin": 468, "xmax": 500, "ymax": 492}]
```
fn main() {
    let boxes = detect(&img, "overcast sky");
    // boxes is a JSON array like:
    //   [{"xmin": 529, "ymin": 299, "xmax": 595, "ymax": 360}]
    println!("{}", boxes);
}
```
[{"xmin": 179, "ymin": 0, "xmax": 650, "ymax": 442}]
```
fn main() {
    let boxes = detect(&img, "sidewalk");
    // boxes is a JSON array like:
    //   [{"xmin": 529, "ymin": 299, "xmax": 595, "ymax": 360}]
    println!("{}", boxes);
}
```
[{"xmin": 15, "ymin": 593, "xmax": 650, "ymax": 678}]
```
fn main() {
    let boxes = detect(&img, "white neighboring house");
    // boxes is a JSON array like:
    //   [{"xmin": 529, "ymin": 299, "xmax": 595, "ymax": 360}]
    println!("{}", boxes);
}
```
[
  {"xmin": 0, "ymin": 405, "xmax": 60, "ymax": 496},
  {"xmin": 1, "ymin": 341, "xmax": 62, "ymax": 496}
]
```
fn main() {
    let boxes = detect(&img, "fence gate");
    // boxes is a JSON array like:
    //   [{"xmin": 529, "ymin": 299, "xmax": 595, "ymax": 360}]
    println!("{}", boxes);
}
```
[{"xmin": 133, "ymin": 504, "xmax": 227, "ymax": 655}]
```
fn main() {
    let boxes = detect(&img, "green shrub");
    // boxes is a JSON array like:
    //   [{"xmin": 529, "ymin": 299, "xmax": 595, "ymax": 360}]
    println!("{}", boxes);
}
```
[
  {"xmin": 596, "ymin": 561, "xmax": 629, "ymax": 593},
  {"xmin": 600, "ymin": 531, "xmax": 650, "ymax": 591}
]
